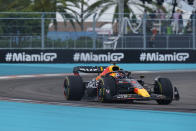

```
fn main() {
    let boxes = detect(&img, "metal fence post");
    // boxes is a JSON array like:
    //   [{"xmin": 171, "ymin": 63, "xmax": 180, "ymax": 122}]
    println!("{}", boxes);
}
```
[
  {"xmin": 193, "ymin": 13, "xmax": 196, "ymax": 49},
  {"xmin": 9, "ymin": 37, "xmax": 12, "ymax": 48},
  {"xmin": 118, "ymin": 0, "xmax": 124, "ymax": 48},
  {"xmin": 143, "ymin": 12, "xmax": 147, "ymax": 49},
  {"xmin": 92, "ymin": 13, "xmax": 97, "ymax": 49},
  {"xmin": 41, "ymin": 13, "xmax": 45, "ymax": 49},
  {"xmin": 166, "ymin": 35, "xmax": 169, "ymax": 49}
]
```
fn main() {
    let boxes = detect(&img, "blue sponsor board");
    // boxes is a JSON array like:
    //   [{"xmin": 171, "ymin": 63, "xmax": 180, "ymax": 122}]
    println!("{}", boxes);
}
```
[{"xmin": 0, "ymin": 63, "xmax": 196, "ymax": 76}]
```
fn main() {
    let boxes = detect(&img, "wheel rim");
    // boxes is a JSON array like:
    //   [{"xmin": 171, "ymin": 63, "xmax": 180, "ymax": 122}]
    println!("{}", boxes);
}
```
[{"xmin": 64, "ymin": 78, "xmax": 70, "ymax": 99}]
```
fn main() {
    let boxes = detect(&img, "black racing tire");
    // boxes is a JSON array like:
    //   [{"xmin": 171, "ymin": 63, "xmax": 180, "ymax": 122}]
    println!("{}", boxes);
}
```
[
  {"xmin": 64, "ymin": 75, "xmax": 84, "ymax": 100},
  {"xmin": 98, "ymin": 76, "xmax": 116, "ymax": 102},
  {"xmin": 87, "ymin": 88, "xmax": 97, "ymax": 97},
  {"xmin": 154, "ymin": 78, "xmax": 174, "ymax": 105}
]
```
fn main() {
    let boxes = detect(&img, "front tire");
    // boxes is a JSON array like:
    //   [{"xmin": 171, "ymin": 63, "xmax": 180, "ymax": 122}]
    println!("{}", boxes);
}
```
[
  {"xmin": 64, "ymin": 76, "xmax": 84, "ymax": 100},
  {"xmin": 98, "ymin": 76, "xmax": 116, "ymax": 102},
  {"xmin": 154, "ymin": 78, "xmax": 174, "ymax": 105}
]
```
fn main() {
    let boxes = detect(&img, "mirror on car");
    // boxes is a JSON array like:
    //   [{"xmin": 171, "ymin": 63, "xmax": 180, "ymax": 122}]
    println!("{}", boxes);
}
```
[{"xmin": 140, "ymin": 75, "xmax": 145, "ymax": 79}]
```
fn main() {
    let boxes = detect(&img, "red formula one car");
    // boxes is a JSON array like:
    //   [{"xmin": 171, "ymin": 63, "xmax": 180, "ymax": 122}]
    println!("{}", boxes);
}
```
[{"xmin": 63, "ymin": 64, "xmax": 179, "ymax": 104}]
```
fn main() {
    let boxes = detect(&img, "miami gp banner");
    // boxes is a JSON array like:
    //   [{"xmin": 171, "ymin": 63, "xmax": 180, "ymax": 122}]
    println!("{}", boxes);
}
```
[{"xmin": 0, "ymin": 49, "xmax": 195, "ymax": 63}]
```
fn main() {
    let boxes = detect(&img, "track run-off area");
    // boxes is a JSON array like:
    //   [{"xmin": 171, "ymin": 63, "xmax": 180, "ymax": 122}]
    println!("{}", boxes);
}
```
[{"xmin": 0, "ymin": 63, "xmax": 196, "ymax": 131}]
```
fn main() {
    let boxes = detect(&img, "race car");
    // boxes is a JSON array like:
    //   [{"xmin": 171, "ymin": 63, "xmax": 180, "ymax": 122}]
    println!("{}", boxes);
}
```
[{"xmin": 63, "ymin": 64, "xmax": 180, "ymax": 105}]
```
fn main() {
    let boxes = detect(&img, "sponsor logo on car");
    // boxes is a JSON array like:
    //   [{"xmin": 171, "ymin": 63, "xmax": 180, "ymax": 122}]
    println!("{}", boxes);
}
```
[
  {"xmin": 105, "ymin": 89, "xmax": 110, "ymax": 94},
  {"xmin": 79, "ymin": 67, "xmax": 98, "ymax": 72}
]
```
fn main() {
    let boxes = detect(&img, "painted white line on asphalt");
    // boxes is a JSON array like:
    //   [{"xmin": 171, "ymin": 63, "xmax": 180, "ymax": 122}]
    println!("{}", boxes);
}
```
[
  {"xmin": 1, "ymin": 70, "xmax": 196, "ymax": 80},
  {"xmin": 0, "ymin": 73, "xmax": 73, "ymax": 80},
  {"xmin": 0, "ymin": 97, "xmax": 80, "ymax": 107}
]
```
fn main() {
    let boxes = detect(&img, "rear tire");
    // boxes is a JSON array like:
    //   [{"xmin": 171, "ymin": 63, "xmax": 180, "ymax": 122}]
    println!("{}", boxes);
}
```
[
  {"xmin": 98, "ymin": 76, "xmax": 116, "ymax": 102},
  {"xmin": 64, "ymin": 76, "xmax": 84, "ymax": 100},
  {"xmin": 154, "ymin": 78, "xmax": 173, "ymax": 105}
]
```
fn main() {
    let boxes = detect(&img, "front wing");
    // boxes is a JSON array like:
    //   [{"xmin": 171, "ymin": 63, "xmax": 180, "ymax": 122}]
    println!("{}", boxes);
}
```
[{"xmin": 113, "ymin": 93, "xmax": 167, "ymax": 100}]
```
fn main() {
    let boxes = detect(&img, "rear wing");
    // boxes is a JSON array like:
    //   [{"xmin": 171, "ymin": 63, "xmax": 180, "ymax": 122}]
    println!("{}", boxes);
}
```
[{"xmin": 73, "ymin": 66, "xmax": 107, "ymax": 74}]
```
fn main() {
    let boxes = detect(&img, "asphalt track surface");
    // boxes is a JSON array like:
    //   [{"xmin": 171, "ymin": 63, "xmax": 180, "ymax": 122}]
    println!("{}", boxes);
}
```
[{"xmin": 0, "ymin": 71, "xmax": 196, "ymax": 113}]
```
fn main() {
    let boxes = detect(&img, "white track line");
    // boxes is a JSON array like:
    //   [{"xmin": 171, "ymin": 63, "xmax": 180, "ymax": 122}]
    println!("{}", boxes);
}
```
[
  {"xmin": 0, "ymin": 96, "xmax": 83, "ymax": 107},
  {"xmin": 0, "ymin": 73, "xmax": 73, "ymax": 80},
  {"xmin": 1, "ymin": 70, "xmax": 196, "ymax": 80}
]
